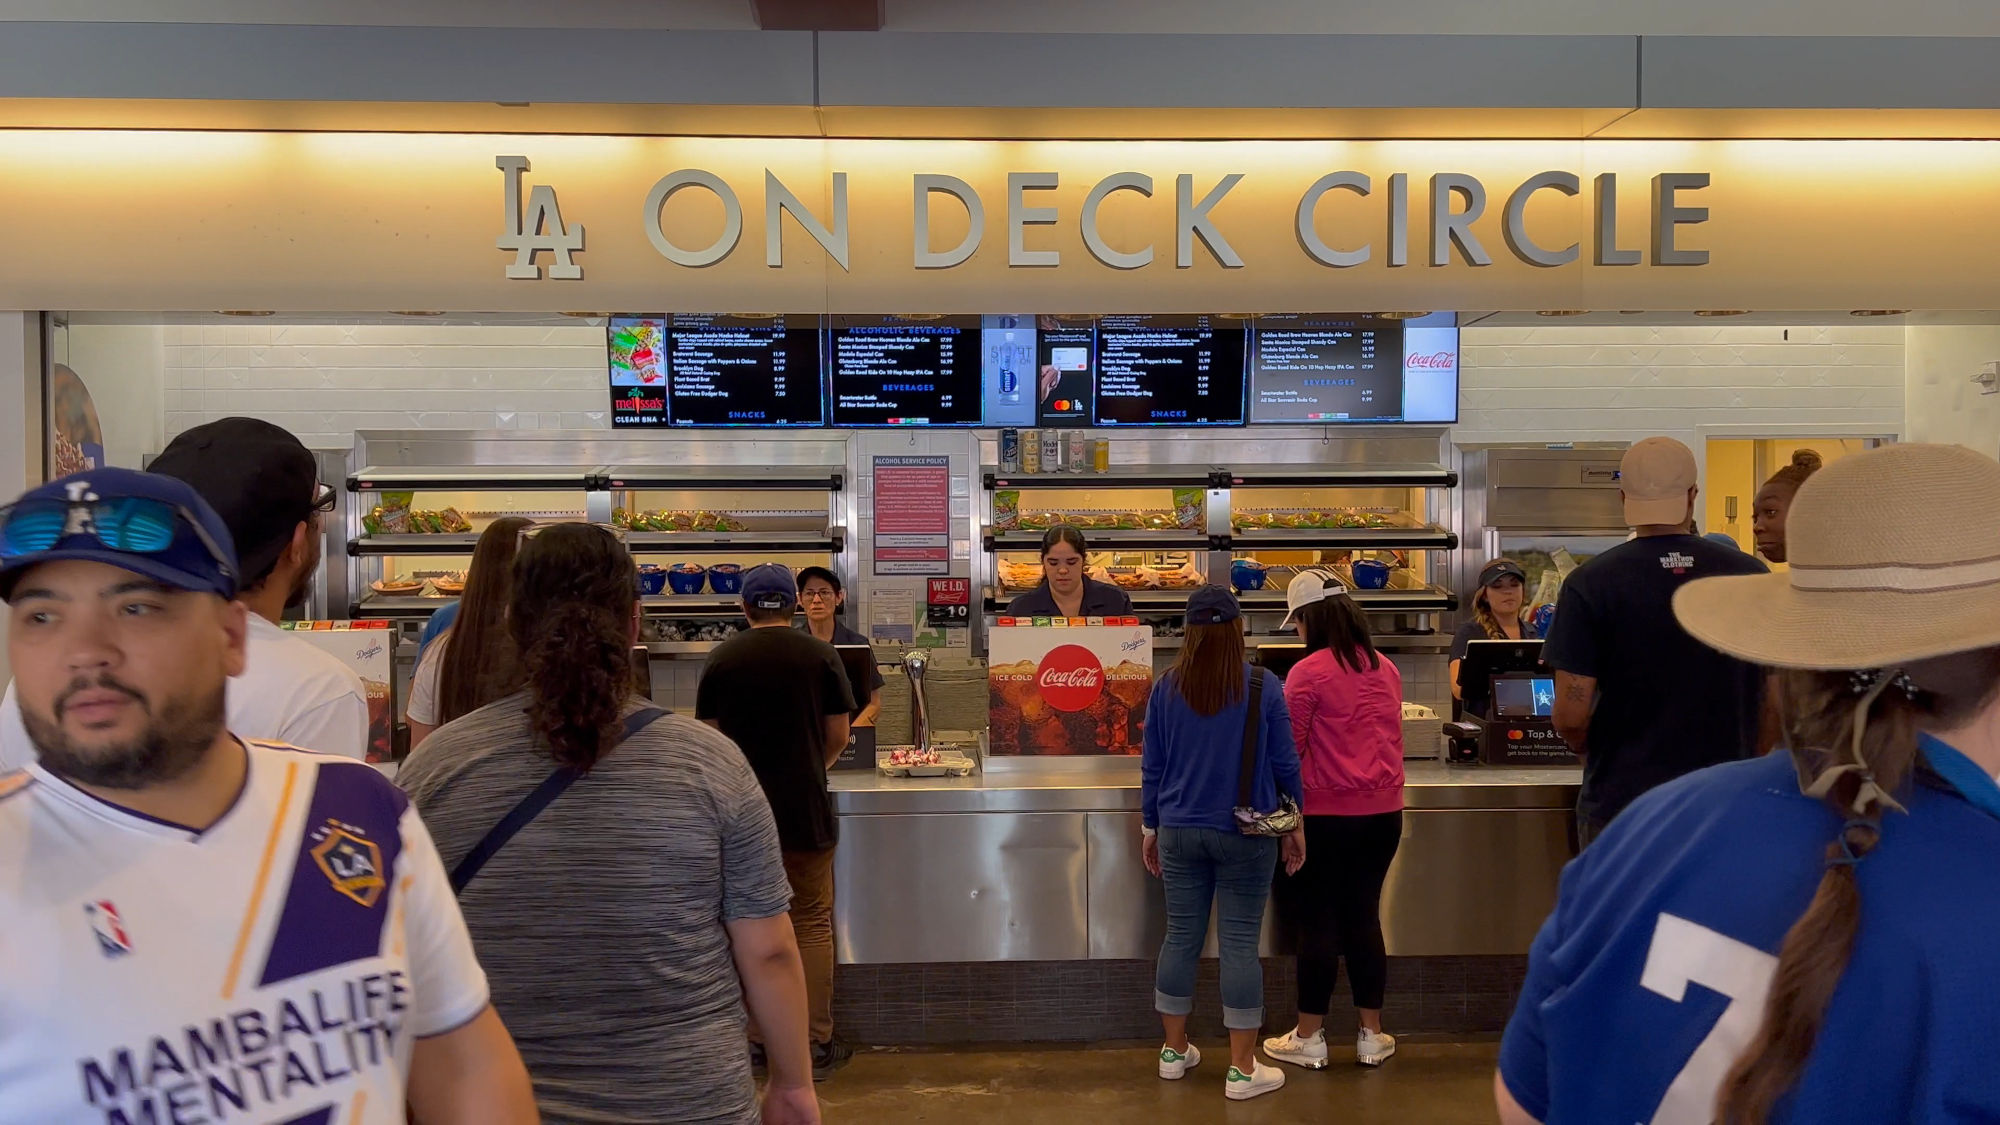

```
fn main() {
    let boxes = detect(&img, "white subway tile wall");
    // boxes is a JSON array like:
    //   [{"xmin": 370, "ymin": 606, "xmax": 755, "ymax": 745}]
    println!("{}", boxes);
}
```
[{"xmin": 154, "ymin": 317, "xmax": 1903, "ymax": 451}]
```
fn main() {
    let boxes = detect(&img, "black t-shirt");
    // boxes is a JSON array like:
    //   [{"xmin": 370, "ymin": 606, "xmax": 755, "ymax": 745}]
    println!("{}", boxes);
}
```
[
  {"xmin": 1004, "ymin": 577, "xmax": 1135, "ymax": 618},
  {"xmin": 1543, "ymin": 534, "xmax": 1768, "ymax": 824},
  {"xmin": 1449, "ymin": 618, "xmax": 1540, "ymax": 718},
  {"xmin": 798, "ymin": 619, "xmax": 886, "ymax": 718},
  {"xmin": 696, "ymin": 626, "xmax": 858, "ymax": 852}
]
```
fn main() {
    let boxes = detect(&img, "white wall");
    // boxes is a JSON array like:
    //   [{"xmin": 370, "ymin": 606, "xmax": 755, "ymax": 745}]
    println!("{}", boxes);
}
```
[
  {"xmin": 59, "ymin": 322, "xmax": 164, "ymax": 468},
  {"xmin": 1456, "ymin": 321, "xmax": 1905, "ymax": 456},
  {"xmin": 0, "ymin": 313, "xmax": 35, "ymax": 688},
  {"xmin": 1903, "ymin": 323, "xmax": 2000, "ymax": 459}
]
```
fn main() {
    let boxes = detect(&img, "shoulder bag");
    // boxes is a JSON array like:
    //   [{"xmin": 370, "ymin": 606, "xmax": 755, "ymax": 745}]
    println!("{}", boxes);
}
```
[
  {"xmin": 1233, "ymin": 670, "xmax": 1302, "ymax": 837},
  {"xmin": 448, "ymin": 706, "xmax": 667, "ymax": 893}
]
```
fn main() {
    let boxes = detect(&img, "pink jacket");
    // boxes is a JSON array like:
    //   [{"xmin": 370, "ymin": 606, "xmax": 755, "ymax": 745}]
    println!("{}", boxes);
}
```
[{"xmin": 1283, "ymin": 648, "xmax": 1406, "ymax": 816}]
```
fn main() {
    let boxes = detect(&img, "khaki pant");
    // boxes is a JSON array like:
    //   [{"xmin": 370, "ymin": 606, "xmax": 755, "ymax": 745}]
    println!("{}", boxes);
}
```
[{"xmin": 751, "ymin": 847, "xmax": 837, "ymax": 1045}]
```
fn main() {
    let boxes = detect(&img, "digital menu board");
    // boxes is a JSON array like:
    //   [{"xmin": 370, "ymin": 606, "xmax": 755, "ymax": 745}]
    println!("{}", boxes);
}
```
[
  {"xmin": 1034, "ymin": 316, "xmax": 1096, "ymax": 428},
  {"xmin": 1092, "ymin": 315, "xmax": 1247, "ymax": 426},
  {"xmin": 828, "ymin": 316, "xmax": 984, "ymax": 427},
  {"xmin": 1247, "ymin": 313, "xmax": 1458, "ymax": 424},
  {"xmin": 608, "ymin": 315, "xmax": 824, "ymax": 428}
]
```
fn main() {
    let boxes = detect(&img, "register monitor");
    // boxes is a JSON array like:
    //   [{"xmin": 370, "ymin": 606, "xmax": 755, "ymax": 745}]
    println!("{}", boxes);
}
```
[{"xmin": 1456, "ymin": 639, "xmax": 1547, "ymax": 718}]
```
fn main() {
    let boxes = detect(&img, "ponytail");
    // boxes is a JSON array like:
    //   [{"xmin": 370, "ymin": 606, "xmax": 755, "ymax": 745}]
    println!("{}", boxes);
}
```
[
  {"xmin": 507, "ymin": 524, "xmax": 639, "ymax": 772},
  {"xmin": 1717, "ymin": 648, "xmax": 2000, "ymax": 1122}
]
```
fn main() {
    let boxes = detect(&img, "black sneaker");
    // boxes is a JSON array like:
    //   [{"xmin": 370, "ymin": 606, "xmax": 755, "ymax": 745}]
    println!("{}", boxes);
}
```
[
  {"xmin": 811, "ymin": 1039, "xmax": 853, "ymax": 1082},
  {"xmin": 749, "ymin": 1044, "xmax": 767, "ymax": 1077}
]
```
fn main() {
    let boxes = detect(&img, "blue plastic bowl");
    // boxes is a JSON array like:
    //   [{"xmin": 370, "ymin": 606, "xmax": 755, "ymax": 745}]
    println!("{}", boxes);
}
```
[
  {"xmin": 1351, "ymin": 558, "xmax": 1393, "ymax": 590},
  {"xmin": 636, "ymin": 565, "xmax": 667, "ymax": 596},
  {"xmin": 666, "ymin": 567, "xmax": 707, "ymax": 595},
  {"xmin": 1229, "ymin": 560, "xmax": 1269, "ymax": 592},
  {"xmin": 708, "ymin": 563, "xmax": 744, "ymax": 595}
]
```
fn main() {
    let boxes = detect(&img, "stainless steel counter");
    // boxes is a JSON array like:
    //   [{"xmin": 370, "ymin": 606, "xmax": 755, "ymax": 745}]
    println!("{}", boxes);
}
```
[{"xmin": 830, "ymin": 760, "xmax": 1578, "ymax": 965}]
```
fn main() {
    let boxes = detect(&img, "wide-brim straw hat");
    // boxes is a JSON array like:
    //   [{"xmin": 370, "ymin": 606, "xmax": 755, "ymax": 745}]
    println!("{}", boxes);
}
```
[{"xmin": 1674, "ymin": 443, "xmax": 2000, "ymax": 670}]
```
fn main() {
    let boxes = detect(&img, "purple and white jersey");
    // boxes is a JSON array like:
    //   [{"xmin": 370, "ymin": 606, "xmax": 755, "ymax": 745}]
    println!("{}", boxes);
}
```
[{"xmin": 0, "ymin": 740, "xmax": 489, "ymax": 1125}]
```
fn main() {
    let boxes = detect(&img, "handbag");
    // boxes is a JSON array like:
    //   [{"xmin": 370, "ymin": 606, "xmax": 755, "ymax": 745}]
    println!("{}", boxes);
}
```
[
  {"xmin": 448, "ymin": 706, "xmax": 668, "ymax": 893},
  {"xmin": 1233, "ymin": 669, "xmax": 1302, "ymax": 837}
]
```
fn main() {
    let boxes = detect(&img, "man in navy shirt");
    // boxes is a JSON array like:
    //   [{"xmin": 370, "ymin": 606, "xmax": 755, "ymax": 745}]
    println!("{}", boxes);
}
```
[
  {"xmin": 1499, "ymin": 443, "xmax": 2000, "ymax": 1124},
  {"xmin": 1543, "ymin": 437, "xmax": 1768, "ymax": 844}
]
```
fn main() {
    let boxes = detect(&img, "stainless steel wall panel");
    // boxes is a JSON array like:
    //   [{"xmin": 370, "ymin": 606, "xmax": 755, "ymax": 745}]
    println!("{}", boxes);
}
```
[{"xmin": 1380, "ymin": 809, "xmax": 1572, "ymax": 956}]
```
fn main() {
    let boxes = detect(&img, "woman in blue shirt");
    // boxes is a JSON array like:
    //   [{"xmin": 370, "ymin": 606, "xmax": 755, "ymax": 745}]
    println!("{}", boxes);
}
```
[
  {"xmin": 1141, "ymin": 585, "xmax": 1304, "ymax": 1103},
  {"xmin": 1004, "ymin": 525, "xmax": 1134, "ymax": 619},
  {"xmin": 1498, "ymin": 444, "xmax": 2000, "ymax": 1125}
]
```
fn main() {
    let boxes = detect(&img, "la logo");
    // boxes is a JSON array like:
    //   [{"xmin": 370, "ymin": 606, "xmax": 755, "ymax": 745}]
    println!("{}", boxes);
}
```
[{"xmin": 496, "ymin": 155, "xmax": 585, "ymax": 280}]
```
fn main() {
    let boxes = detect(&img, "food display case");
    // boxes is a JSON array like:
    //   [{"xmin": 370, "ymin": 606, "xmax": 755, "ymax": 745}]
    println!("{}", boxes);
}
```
[
  {"xmin": 334, "ymin": 431, "xmax": 852, "ymax": 659},
  {"xmin": 979, "ymin": 430, "xmax": 1460, "ymax": 648}
]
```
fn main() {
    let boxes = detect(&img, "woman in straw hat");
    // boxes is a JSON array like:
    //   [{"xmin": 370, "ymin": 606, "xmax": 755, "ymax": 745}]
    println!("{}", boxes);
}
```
[{"xmin": 1496, "ymin": 443, "xmax": 2000, "ymax": 1125}]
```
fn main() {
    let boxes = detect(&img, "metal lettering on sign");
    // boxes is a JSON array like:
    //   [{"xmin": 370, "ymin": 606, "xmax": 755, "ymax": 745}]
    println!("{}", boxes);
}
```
[{"xmin": 495, "ymin": 156, "xmax": 585, "ymax": 280}]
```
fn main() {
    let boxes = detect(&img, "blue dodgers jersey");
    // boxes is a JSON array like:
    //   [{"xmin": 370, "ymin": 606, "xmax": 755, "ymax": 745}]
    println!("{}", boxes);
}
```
[{"xmin": 1501, "ymin": 748, "xmax": 2000, "ymax": 1124}]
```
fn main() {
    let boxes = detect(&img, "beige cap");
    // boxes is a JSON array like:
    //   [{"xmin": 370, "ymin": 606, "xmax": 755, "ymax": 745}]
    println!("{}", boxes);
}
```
[
  {"xmin": 1673, "ymin": 443, "xmax": 2000, "ymax": 670},
  {"xmin": 1620, "ymin": 436, "xmax": 1698, "ymax": 527}
]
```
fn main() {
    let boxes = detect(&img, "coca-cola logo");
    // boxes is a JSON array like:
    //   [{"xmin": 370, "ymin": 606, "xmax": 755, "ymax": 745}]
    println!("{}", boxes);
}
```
[
  {"xmin": 1036, "ymin": 644, "xmax": 1105, "ymax": 712},
  {"xmin": 1405, "ymin": 351, "xmax": 1456, "ymax": 370}
]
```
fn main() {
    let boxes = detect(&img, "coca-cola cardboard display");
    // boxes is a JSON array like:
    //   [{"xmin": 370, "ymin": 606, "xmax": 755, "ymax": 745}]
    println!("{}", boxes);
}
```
[
  {"xmin": 279, "ymin": 620, "xmax": 395, "ymax": 763},
  {"xmin": 988, "ymin": 622, "xmax": 1153, "ymax": 756}
]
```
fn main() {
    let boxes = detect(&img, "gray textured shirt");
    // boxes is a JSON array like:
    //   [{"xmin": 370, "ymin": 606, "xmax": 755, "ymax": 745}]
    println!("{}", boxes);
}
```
[{"xmin": 398, "ymin": 694, "xmax": 791, "ymax": 1125}]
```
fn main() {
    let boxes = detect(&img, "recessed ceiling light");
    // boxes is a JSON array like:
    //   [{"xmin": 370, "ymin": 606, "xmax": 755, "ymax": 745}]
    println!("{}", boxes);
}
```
[
  {"xmin": 1536, "ymin": 310, "xmax": 1589, "ymax": 317},
  {"xmin": 891, "ymin": 313, "xmax": 945, "ymax": 320},
  {"xmin": 1217, "ymin": 312, "xmax": 1261, "ymax": 320},
  {"xmin": 1693, "ymin": 310, "xmax": 1752, "ymax": 317},
  {"xmin": 1848, "ymin": 309, "xmax": 1909, "ymax": 317},
  {"xmin": 215, "ymin": 310, "xmax": 275, "ymax": 317},
  {"xmin": 1618, "ymin": 310, "xmax": 1646, "ymax": 315},
  {"xmin": 559, "ymin": 311, "xmax": 613, "ymax": 319},
  {"xmin": 1373, "ymin": 311, "xmax": 1432, "ymax": 320}
]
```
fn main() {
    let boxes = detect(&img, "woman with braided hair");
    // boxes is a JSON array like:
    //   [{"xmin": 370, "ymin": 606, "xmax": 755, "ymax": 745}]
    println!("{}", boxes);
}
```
[
  {"xmin": 1753, "ymin": 448, "xmax": 1824, "ymax": 564},
  {"xmin": 1496, "ymin": 443, "xmax": 2000, "ymax": 1124}
]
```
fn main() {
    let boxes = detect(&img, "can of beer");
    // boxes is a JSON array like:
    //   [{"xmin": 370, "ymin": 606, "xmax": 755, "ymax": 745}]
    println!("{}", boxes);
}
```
[
  {"xmin": 1090, "ymin": 438, "xmax": 1110, "ymax": 473},
  {"xmin": 1067, "ymin": 432, "xmax": 1087, "ymax": 473},
  {"xmin": 999, "ymin": 428, "xmax": 1021, "ymax": 474},
  {"xmin": 1040, "ymin": 430, "xmax": 1062, "ymax": 474},
  {"xmin": 1022, "ymin": 429, "xmax": 1042, "ymax": 474}
]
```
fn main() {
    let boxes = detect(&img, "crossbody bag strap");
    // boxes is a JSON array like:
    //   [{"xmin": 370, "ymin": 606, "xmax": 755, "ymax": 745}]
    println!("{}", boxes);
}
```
[
  {"xmin": 1236, "ymin": 667, "xmax": 1265, "ymax": 809},
  {"xmin": 448, "ymin": 706, "xmax": 667, "ymax": 894}
]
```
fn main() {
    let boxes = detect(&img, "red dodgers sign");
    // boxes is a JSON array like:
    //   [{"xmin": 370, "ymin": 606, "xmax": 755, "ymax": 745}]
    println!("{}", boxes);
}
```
[{"xmin": 1036, "ymin": 644, "xmax": 1105, "ymax": 712}]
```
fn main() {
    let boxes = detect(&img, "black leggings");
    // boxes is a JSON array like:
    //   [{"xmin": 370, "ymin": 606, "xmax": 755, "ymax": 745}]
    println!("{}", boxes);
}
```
[{"xmin": 1275, "ymin": 811, "xmax": 1403, "ymax": 1015}]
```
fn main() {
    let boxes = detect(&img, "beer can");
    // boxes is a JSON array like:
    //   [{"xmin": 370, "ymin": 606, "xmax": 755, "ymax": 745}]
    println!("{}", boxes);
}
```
[
  {"xmin": 999, "ymin": 428, "xmax": 1022, "ymax": 474},
  {"xmin": 1090, "ymin": 438, "xmax": 1110, "ymax": 473},
  {"xmin": 1040, "ymin": 430, "xmax": 1062, "ymax": 474},
  {"xmin": 1066, "ymin": 431, "xmax": 1087, "ymax": 473},
  {"xmin": 1021, "ymin": 429, "xmax": 1042, "ymax": 473}
]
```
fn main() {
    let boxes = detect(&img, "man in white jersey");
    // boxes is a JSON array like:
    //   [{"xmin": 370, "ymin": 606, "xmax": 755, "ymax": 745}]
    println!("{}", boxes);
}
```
[
  {"xmin": 0, "ymin": 418, "xmax": 368, "ymax": 769},
  {"xmin": 0, "ymin": 467, "xmax": 537, "ymax": 1124}
]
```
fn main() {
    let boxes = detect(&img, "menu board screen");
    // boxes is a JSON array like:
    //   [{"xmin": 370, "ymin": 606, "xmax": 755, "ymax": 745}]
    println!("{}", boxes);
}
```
[
  {"xmin": 1092, "ymin": 315, "xmax": 1247, "ymax": 427},
  {"xmin": 828, "ymin": 316, "xmax": 984, "ymax": 426},
  {"xmin": 1248, "ymin": 313, "xmax": 1457, "ymax": 424},
  {"xmin": 607, "ymin": 315, "xmax": 824, "ymax": 427},
  {"xmin": 1034, "ymin": 315, "xmax": 1097, "ymax": 429}
]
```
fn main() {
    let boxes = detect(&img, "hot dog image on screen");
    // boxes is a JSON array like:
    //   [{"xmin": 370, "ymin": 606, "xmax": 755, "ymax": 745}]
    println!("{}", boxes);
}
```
[{"xmin": 988, "ymin": 622, "xmax": 1154, "ymax": 755}]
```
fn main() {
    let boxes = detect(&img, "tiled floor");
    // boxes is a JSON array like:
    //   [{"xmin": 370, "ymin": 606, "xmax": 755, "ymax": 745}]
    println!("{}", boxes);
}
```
[{"xmin": 818, "ymin": 1039, "xmax": 1502, "ymax": 1124}]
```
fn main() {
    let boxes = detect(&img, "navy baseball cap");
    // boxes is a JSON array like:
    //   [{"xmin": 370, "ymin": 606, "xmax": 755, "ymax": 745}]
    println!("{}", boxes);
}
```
[
  {"xmin": 0, "ymin": 468, "xmax": 240, "ymax": 602},
  {"xmin": 742, "ymin": 563, "xmax": 798, "ymax": 612},
  {"xmin": 1479, "ymin": 558, "xmax": 1529, "ymax": 588},
  {"xmin": 1185, "ymin": 584, "xmax": 1241, "ymax": 626}
]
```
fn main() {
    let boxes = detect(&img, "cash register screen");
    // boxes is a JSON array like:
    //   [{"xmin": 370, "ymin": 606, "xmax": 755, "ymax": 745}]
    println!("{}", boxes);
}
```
[{"xmin": 1490, "ymin": 674, "xmax": 1555, "ymax": 719}]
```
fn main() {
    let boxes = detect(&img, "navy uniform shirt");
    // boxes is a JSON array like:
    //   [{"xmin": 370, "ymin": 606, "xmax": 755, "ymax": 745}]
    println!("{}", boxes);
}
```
[{"xmin": 1004, "ymin": 577, "xmax": 1134, "ymax": 618}]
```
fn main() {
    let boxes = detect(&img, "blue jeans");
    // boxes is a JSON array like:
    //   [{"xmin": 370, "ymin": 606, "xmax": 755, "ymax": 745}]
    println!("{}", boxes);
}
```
[{"xmin": 1154, "ymin": 826, "xmax": 1279, "ymax": 1030}]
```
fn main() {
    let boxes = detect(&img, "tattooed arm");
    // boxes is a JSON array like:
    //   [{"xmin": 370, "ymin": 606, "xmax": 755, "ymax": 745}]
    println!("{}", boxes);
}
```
[{"xmin": 1552, "ymin": 670, "xmax": 1596, "ymax": 757}]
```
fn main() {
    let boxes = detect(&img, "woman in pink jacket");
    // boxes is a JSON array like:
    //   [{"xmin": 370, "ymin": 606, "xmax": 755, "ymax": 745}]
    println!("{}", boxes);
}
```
[{"xmin": 1263, "ymin": 569, "xmax": 1406, "ymax": 1071}]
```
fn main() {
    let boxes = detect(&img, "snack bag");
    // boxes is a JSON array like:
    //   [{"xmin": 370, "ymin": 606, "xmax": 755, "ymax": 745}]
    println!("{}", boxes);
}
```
[
  {"xmin": 993, "ymin": 490, "xmax": 1022, "ymax": 531},
  {"xmin": 375, "ymin": 491, "xmax": 414, "ymax": 535},
  {"xmin": 1173, "ymin": 488, "xmax": 1204, "ymax": 530}
]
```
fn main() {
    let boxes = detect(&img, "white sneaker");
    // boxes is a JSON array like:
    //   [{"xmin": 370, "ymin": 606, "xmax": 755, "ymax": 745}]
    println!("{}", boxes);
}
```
[
  {"xmin": 1262, "ymin": 1028, "xmax": 1329, "ymax": 1070},
  {"xmin": 1357, "ymin": 1029, "xmax": 1397, "ymax": 1067},
  {"xmin": 1224, "ymin": 1060, "xmax": 1287, "ymax": 1101},
  {"xmin": 1158, "ymin": 1042, "xmax": 1201, "ymax": 1080}
]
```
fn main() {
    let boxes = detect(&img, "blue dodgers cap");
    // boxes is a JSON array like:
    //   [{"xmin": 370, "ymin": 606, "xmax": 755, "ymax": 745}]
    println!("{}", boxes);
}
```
[
  {"xmin": 742, "ymin": 563, "xmax": 799, "ymax": 612},
  {"xmin": 1184, "ymin": 584, "xmax": 1241, "ymax": 626},
  {"xmin": 0, "ymin": 468, "xmax": 240, "ymax": 602}
]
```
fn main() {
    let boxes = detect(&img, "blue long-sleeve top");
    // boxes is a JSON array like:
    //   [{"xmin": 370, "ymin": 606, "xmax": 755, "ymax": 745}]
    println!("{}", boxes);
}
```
[{"xmin": 1142, "ymin": 665, "xmax": 1304, "ymax": 833}]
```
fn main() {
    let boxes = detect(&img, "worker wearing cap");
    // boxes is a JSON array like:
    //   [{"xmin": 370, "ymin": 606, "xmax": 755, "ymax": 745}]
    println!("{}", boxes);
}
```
[
  {"xmin": 0, "ymin": 468, "xmax": 536, "ymax": 1123},
  {"xmin": 1449, "ymin": 558, "xmax": 1541, "ymax": 717},
  {"xmin": 1542, "ymin": 437, "xmax": 1769, "ymax": 847},
  {"xmin": 697, "ymin": 563, "xmax": 857, "ymax": 1080}
]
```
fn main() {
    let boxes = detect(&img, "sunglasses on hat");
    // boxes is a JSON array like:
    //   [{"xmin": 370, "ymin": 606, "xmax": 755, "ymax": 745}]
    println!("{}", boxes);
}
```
[{"xmin": 0, "ymin": 496, "xmax": 237, "ymax": 579}]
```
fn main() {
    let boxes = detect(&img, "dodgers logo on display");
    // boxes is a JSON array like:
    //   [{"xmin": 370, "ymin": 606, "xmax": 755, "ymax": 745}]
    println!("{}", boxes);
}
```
[
  {"xmin": 311, "ymin": 823, "xmax": 387, "ymax": 908},
  {"xmin": 84, "ymin": 900, "xmax": 132, "ymax": 957}
]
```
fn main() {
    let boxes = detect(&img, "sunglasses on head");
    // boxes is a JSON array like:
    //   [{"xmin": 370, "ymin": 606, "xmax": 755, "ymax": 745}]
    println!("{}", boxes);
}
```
[{"xmin": 0, "ymin": 496, "xmax": 236, "ymax": 580}]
